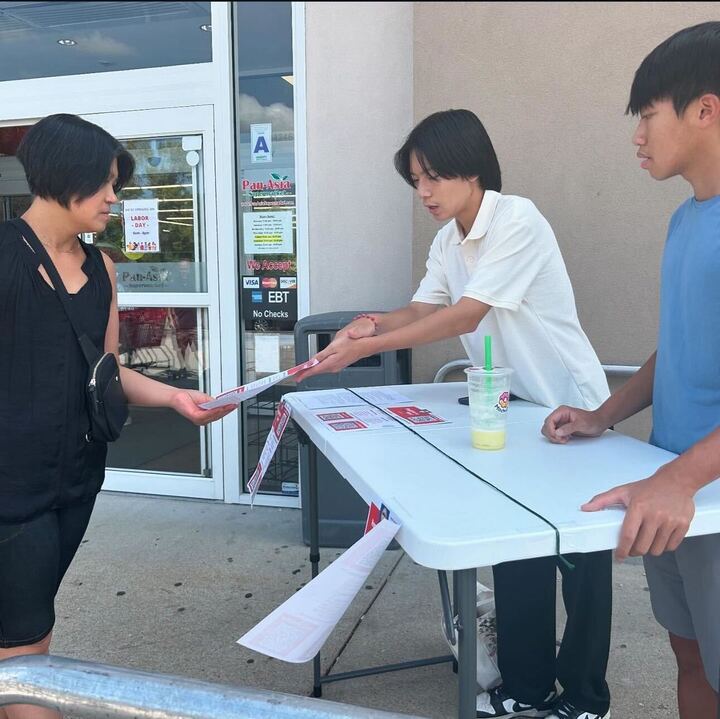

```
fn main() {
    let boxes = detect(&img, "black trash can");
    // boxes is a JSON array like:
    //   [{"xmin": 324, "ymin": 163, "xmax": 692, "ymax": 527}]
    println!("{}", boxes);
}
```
[{"xmin": 294, "ymin": 312, "xmax": 411, "ymax": 548}]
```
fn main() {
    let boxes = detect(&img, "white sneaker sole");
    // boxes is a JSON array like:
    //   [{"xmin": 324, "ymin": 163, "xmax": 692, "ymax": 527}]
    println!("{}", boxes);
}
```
[{"xmin": 477, "ymin": 710, "xmax": 553, "ymax": 718}]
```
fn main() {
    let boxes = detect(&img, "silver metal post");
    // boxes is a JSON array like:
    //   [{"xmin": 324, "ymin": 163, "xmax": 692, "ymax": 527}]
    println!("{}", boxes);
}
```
[{"xmin": 0, "ymin": 655, "xmax": 425, "ymax": 719}]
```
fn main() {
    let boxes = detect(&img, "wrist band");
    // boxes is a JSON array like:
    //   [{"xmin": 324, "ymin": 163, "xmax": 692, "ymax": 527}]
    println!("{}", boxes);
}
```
[{"xmin": 352, "ymin": 313, "xmax": 379, "ymax": 331}]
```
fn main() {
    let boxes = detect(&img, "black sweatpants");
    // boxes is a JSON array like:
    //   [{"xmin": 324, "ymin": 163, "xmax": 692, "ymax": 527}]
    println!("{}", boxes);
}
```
[{"xmin": 493, "ymin": 550, "xmax": 612, "ymax": 716}]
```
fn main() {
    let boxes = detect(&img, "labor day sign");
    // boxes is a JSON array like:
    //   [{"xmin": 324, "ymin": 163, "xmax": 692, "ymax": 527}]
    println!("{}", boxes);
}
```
[{"xmin": 123, "ymin": 199, "xmax": 160, "ymax": 254}]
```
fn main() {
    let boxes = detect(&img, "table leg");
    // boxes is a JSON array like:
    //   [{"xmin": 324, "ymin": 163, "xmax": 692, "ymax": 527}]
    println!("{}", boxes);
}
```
[
  {"xmin": 456, "ymin": 568, "xmax": 477, "ymax": 719},
  {"xmin": 308, "ymin": 439, "xmax": 322, "ymax": 697},
  {"xmin": 452, "ymin": 571, "xmax": 460, "ymax": 673}
]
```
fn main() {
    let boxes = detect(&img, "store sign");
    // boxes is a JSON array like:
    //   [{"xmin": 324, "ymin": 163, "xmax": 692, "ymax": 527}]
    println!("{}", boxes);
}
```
[
  {"xmin": 242, "ymin": 276, "xmax": 297, "ymax": 322},
  {"xmin": 240, "ymin": 167, "xmax": 295, "ymax": 211},
  {"xmin": 116, "ymin": 262, "xmax": 205, "ymax": 292},
  {"xmin": 123, "ymin": 199, "xmax": 160, "ymax": 253}
]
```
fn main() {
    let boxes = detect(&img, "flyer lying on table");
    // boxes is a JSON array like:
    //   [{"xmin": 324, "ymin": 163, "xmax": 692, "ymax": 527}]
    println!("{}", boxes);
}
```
[
  {"xmin": 199, "ymin": 359, "xmax": 319, "ymax": 409},
  {"xmin": 295, "ymin": 389, "xmax": 366, "ymax": 410},
  {"xmin": 314, "ymin": 407, "xmax": 397, "ymax": 432},
  {"xmin": 386, "ymin": 405, "xmax": 448, "ymax": 425},
  {"xmin": 295, "ymin": 387, "xmax": 412, "ymax": 410},
  {"xmin": 238, "ymin": 518, "xmax": 400, "ymax": 663}
]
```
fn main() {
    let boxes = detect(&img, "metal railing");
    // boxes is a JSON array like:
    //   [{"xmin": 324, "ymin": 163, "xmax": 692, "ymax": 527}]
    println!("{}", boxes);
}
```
[
  {"xmin": 433, "ymin": 360, "xmax": 640, "ymax": 384},
  {"xmin": 0, "ymin": 656, "xmax": 426, "ymax": 719}
]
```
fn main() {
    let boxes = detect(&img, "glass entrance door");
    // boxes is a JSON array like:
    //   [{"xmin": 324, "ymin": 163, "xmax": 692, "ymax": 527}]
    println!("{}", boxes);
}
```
[{"xmin": 87, "ymin": 106, "xmax": 225, "ymax": 500}]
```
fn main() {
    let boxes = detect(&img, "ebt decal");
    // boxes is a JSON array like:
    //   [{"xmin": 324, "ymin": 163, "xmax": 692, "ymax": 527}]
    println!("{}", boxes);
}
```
[{"xmin": 495, "ymin": 391, "xmax": 510, "ymax": 413}]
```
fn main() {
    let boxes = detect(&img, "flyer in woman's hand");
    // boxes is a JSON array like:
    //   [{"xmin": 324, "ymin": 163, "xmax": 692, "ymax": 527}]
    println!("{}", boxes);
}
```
[{"xmin": 199, "ymin": 358, "xmax": 319, "ymax": 409}]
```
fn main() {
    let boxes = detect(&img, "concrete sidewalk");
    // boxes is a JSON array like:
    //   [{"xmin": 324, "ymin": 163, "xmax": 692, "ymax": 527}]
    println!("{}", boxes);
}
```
[{"xmin": 51, "ymin": 493, "xmax": 677, "ymax": 718}]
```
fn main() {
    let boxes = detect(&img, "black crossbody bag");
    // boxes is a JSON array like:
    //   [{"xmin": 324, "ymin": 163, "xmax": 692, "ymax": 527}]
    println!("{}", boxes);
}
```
[{"xmin": 13, "ymin": 218, "xmax": 128, "ymax": 443}]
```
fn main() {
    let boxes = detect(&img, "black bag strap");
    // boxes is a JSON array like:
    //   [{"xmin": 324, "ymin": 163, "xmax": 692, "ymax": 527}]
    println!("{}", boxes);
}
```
[{"xmin": 11, "ymin": 217, "xmax": 100, "ymax": 366}]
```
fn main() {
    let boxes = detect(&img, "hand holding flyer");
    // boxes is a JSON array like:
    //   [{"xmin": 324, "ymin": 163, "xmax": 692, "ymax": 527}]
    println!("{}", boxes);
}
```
[{"xmin": 199, "ymin": 359, "xmax": 319, "ymax": 409}]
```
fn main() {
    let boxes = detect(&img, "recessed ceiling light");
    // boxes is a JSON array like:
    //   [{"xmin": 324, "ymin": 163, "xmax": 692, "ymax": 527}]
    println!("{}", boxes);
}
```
[
  {"xmin": 57, "ymin": 38, "xmax": 76, "ymax": 46},
  {"xmin": 199, "ymin": 24, "xmax": 211, "ymax": 32}
]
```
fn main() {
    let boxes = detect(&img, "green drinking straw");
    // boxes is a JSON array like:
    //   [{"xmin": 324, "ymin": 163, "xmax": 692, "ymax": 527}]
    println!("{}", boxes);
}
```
[{"xmin": 484, "ymin": 335, "xmax": 493, "ymax": 390}]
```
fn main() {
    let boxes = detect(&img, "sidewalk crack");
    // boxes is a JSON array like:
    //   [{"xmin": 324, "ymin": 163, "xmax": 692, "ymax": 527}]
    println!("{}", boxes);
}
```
[{"xmin": 323, "ymin": 549, "xmax": 406, "ymax": 677}]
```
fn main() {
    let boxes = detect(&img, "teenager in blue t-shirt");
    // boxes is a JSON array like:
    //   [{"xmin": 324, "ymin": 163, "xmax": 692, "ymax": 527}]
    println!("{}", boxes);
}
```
[{"xmin": 543, "ymin": 22, "xmax": 720, "ymax": 719}]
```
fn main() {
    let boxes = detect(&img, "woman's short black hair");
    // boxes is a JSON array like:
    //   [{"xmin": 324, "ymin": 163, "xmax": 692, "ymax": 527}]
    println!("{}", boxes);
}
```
[
  {"xmin": 16, "ymin": 113, "xmax": 135, "ymax": 208},
  {"xmin": 394, "ymin": 109, "xmax": 501, "ymax": 192},
  {"xmin": 627, "ymin": 21, "xmax": 720, "ymax": 116}
]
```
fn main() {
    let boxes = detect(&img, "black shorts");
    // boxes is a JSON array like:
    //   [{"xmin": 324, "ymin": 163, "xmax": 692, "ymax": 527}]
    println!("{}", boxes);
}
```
[{"xmin": 0, "ymin": 498, "xmax": 96, "ymax": 648}]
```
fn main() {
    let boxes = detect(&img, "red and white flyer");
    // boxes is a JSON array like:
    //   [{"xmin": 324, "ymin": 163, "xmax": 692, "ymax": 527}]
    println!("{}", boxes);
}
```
[
  {"xmin": 364, "ymin": 503, "xmax": 382, "ymax": 534},
  {"xmin": 315, "ymin": 407, "xmax": 397, "ymax": 432},
  {"xmin": 327, "ymin": 419, "xmax": 368, "ymax": 432},
  {"xmin": 315, "ymin": 411, "xmax": 355, "ymax": 422},
  {"xmin": 386, "ymin": 405, "xmax": 448, "ymax": 425},
  {"xmin": 247, "ymin": 400, "xmax": 292, "ymax": 504},
  {"xmin": 199, "ymin": 359, "xmax": 319, "ymax": 409}
]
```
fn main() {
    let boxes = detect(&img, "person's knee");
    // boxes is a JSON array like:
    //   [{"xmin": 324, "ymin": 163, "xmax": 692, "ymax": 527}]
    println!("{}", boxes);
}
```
[
  {"xmin": 669, "ymin": 632, "xmax": 705, "ymax": 676},
  {"xmin": 0, "ymin": 632, "xmax": 53, "ymax": 661}
]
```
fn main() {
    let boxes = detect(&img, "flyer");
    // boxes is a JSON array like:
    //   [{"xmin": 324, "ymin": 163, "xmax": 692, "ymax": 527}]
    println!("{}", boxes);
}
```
[{"xmin": 199, "ymin": 358, "xmax": 318, "ymax": 409}]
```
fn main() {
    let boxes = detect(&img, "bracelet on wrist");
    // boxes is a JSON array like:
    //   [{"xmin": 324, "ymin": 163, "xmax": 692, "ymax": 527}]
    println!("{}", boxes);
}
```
[{"xmin": 352, "ymin": 313, "xmax": 379, "ymax": 333}]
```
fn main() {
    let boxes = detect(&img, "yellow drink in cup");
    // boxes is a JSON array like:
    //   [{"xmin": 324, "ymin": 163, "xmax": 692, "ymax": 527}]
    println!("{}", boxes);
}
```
[
  {"xmin": 465, "ymin": 366, "xmax": 513, "ymax": 451},
  {"xmin": 472, "ymin": 429, "xmax": 506, "ymax": 450}
]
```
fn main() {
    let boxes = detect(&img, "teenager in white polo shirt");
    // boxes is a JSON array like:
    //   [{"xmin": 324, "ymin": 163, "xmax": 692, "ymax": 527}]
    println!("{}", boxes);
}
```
[{"xmin": 295, "ymin": 109, "xmax": 611, "ymax": 719}]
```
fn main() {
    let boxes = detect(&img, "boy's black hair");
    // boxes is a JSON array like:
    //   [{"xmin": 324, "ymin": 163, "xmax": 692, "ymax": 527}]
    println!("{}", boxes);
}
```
[
  {"xmin": 16, "ymin": 113, "xmax": 135, "ymax": 208},
  {"xmin": 627, "ymin": 21, "xmax": 720, "ymax": 116},
  {"xmin": 394, "ymin": 109, "xmax": 501, "ymax": 192}
]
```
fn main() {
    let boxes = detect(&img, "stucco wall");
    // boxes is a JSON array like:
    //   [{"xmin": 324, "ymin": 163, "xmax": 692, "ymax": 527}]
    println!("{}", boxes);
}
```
[
  {"xmin": 411, "ymin": 2, "xmax": 720, "ymax": 439},
  {"xmin": 305, "ymin": 2, "xmax": 414, "ymax": 315}
]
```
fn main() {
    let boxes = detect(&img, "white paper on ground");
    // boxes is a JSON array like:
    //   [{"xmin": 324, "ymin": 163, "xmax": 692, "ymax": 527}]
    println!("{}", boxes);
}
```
[
  {"xmin": 255, "ymin": 334, "xmax": 280, "ymax": 374},
  {"xmin": 295, "ymin": 389, "xmax": 366, "ymax": 410},
  {"xmin": 199, "ymin": 359, "xmax": 318, "ymax": 409},
  {"xmin": 238, "ymin": 518, "xmax": 400, "ymax": 663},
  {"xmin": 247, "ymin": 400, "xmax": 292, "ymax": 504}
]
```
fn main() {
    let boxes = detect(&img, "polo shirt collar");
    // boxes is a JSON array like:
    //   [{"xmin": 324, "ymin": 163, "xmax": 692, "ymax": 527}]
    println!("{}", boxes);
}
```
[{"xmin": 452, "ymin": 190, "xmax": 501, "ymax": 245}]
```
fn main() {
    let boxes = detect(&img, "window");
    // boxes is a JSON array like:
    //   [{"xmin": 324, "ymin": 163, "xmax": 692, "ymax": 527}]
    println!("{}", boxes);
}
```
[
  {"xmin": 0, "ymin": 1, "xmax": 212, "ymax": 81},
  {"xmin": 234, "ymin": 1, "xmax": 298, "ymax": 497}
]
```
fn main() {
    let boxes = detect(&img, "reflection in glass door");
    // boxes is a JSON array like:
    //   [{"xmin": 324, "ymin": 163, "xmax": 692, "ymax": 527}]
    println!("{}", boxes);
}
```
[{"xmin": 87, "ymin": 107, "xmax": 224, "ymax": 500}]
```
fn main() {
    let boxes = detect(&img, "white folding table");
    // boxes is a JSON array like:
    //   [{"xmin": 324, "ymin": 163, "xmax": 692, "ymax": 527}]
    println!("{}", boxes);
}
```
[{"xmin": 284, "ymin": 383, "xmax": 720, "ymax": 719}]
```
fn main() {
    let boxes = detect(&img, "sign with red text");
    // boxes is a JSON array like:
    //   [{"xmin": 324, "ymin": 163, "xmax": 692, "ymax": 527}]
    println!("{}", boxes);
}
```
[{"xmin": 123, "ymin": 199, "xmax": 160, "ymax": 253}]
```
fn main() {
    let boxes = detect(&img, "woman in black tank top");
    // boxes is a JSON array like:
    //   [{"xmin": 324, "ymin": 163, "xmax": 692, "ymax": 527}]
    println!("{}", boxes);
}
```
[{"xmin": 0, "ymin": 115, "xmax": 234, "ymax": 719}]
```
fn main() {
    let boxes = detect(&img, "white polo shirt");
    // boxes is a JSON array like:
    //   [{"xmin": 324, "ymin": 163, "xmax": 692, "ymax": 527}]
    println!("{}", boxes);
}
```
[{"xmin": 412, "ymin": 190, "xmax": 609, "ymax": 410}]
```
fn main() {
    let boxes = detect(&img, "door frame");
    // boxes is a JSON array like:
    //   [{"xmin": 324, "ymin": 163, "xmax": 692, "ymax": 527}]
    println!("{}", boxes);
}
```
[{"xmin": 88, "ymin": 106, "xmax": 226, "ymax": 500}]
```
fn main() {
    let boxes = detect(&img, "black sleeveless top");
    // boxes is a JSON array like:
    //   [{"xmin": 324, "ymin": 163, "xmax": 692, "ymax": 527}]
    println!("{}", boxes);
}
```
[{"xmin": 0, "ymin": 221, "xmax": 111, "ymax": 523}]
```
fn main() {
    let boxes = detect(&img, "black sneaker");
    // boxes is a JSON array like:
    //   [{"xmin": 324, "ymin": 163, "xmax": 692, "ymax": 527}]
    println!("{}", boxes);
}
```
[
  {"xmin": 546, "ymin": 697, "xmax": 611, "ymax": 719},
  {"xmin": 476, "ymin": 685, "xmax": 558, "ymax": 718}
]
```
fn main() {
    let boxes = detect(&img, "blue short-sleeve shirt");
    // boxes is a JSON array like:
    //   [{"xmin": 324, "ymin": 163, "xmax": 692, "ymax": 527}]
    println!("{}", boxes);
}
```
[{"xmin": 651, "ymin": 194, "xmax": 720, "ymax": 455}]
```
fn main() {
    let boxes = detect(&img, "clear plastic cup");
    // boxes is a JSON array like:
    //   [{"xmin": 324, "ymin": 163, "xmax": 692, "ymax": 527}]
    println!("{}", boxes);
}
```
[{"xmin": 465, "ymin": 367, "xmax": 514, "ymax": 450}]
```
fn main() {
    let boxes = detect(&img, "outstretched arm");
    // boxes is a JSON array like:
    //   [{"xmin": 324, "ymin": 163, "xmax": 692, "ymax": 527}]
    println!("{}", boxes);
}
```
[
  {"xmin": 542, "ymin": 351, "xmax": 718, "ymax": 560},
  {"xmin": 102, "ymin": 252, "xmax": 234, "ymax": 426},
  {"xmin": 583, "ymin": 426, "xmax": 720, "ymax": 560},
  {"xmin": 295, "ymin": 297, "xmax": 491, "ymax": 381},
  {"xmin": 333, "ymin": 302, "xmax": 440, "ymax": 342},
  {"xmin": 541, "ymin": 352, "xmax": 656, "ymax": 442}
]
